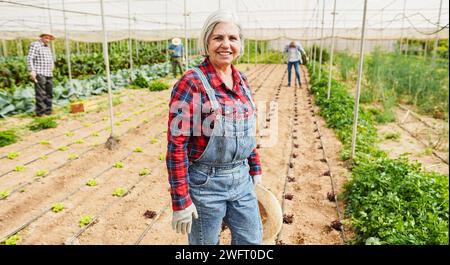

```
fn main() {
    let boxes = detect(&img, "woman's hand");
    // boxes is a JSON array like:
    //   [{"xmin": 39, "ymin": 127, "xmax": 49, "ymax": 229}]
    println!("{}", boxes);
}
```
[
  {"xmin": 252, "ymin": 175, "xmax": 262, "ymax": 186},
  {"xmin": 172, "ymin": 203, "xmax": 198, "ymax": 234}
]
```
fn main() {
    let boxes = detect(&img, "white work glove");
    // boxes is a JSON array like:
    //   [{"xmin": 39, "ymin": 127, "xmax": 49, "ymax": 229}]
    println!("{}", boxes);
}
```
[
  {"xmin": 30, "ymin": 71, "xmax": 37, "ymax": 83},
  {"xmin": 252, "ymin": 175, "xmax": 262, "ymax": 186},
  {"xmin": 172, "ymin": 203, "xmax": 198, "ymax": 234}
]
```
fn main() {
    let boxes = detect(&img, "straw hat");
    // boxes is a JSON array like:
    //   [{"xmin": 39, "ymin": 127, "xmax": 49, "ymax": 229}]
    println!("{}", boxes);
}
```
[
  {"xmin": 172, "ymin": 37, "xmax": 181, "ymax": 45},
  {"xmin": 39, "ymin": 33, "xmax": 55, "ymax": 40},
  {"xmin": 255, "ymin": 184, "xmax": 283, "ymax": 243}
]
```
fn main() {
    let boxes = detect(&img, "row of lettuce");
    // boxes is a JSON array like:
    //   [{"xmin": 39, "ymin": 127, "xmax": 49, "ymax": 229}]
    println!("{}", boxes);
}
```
[
  {"xmin": 307, "ymin": 65, "xmax": 448, "ymax": 245},
  {"xmin": 0, "ymin": 56, "xmax": 203, "ymax": 118}
]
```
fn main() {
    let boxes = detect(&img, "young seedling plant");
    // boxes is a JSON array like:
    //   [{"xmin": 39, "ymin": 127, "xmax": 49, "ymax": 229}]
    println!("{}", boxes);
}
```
[
  {"xmin": 139, "ymin": 168, "xmax": 150, "ymax": 176},
  {"xmin": 51, "ymin": 203, "xmax": 65, "ymax": 213},
  {"xmin": 134, "ymin": 147, "xmax": 143, "ymax": 153},
  {"xmin": 35, "ymin": 169, "xmax": 49, "ymax": 177},
  {"xmin": 14, "ymin": 165, "xmax": 25, "ymax": 172},
  {"xmin": 113, "ymin": 162, "xmax": 124, "ymax": 168},
  {"xmin": 112, "ymin": 187, "xmax": 127, "ymax": 197},
  {"xmin": 0, "ymin": 190, "xmax": 9, "ymax": 200},
  {"xmin": 40, "ymin": 140, "xmax": 50, "ymax": 145},
  {"xmin": 4, "ymin": 234, "xmax": 20, "ymax": 245},
  {"xmin": 7, "ymin": 152, "xmax": 19, "ymax": 159},
  {"xmin": 86, "ymin": 179, "xmax": 98, "ymax": 187},
  {"xmin": 68, "ymin": 154, "xmax": 79, "ymax": 161},
  {"xmin": 79, "ymin": 215, "xmax": 93, "ymax": 227}
]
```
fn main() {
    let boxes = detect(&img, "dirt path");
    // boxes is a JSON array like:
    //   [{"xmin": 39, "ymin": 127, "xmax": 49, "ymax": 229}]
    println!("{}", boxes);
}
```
[{"xmin": 0, "ymin": 64, "xmax": 348, "ymax": 245}]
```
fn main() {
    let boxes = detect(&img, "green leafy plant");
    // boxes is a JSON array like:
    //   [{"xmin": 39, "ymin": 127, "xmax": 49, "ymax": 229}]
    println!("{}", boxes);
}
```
[
  {"xmin": 83, "ymin": 122, "xmax": 92, "ymax": 127},
  {"xmin": 113, "ymin": 162, "xmax": 124, "ymax": 168},
  {"xmin": 91, "ymin": 132, "xmax": 99, "ymax": 137},
  {"xmin": 58, "ymin": 146, "xmax": 69, "ymax": 151},
  {"xmin": 0, "ymin": 190, "xmax": 9, "ymax": 200},
  {"xmin": 134, "ymin": 147, "xmax": 143, "ymax": 153},
  {"xmin": 150, "ymin": 138, "xmax": 158, "ymax": 144},
  {"xmin": 79, "ymin": 215, "xmax": 93, "ymax": 227},
  {"xmin": 51, "ymin": 203, "xmax": 65, "ymax": 213},
  {"xmin": 35, "ymin": 169, "xmax": 48, "ymax": 177},
  {"xmin": 68, "ymin": 154, "xmax": 78, "ymax": 161},
  {"xmin": 4, "ymin": 235, "xmax": 20, "ymax": 245},
  {"xmin": 149, "ymin": 80, "xmax": 169, "ymax": 91},
  {"xmin": 40, "ymin": 155, "xmax": 48, "ymax": 160},
  {"xmin": 158, "ymin": 154, "xmax": 165, "ymax": 161},
  {"xmin": 65, "ymin": 131, "xmax": 74, "ymax": 137},
  {"xmin": 28, "ymin": 116, "xmax": 58, "ymax": 131},
  {"xmin": 39, "ymin": 140, "xmax": 50, "ymax": 145},
  {"xmin": 139, "ymin": 168, "xmax": 150, "ymax": 176},
  {"xmin": 384, "ymin": 132, "xmax": 401, "ymax": 141},
  {"xmin": 7, "ymin": 151, "xmax": 19, "ymax": 159},
  {"xmin": 75, "ymin": 139, "xmax": 85, "ymax": 144},
  {"xmin": 86, "ymin": 179, "xmax": 98, "ymax": 187},
  {"xmin": 112, "ymin": 187, "xmax": 127, "ymax": 197},
  {"xmin": 0, "ymin": 130, "xmax": 18, "ymax": 147},
  {"xmin": 14, "ymin": 165, "xmax": 25, "ymax": 172},
  {"xmin": 114, "ymin": 121, "xmax": 122, "ymax": 126}
]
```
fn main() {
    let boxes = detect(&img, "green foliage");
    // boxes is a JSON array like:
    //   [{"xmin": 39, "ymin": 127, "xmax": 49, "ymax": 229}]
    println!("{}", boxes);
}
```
[
  {"xmin": 308, "ymin": 62, "xmax": 449, "ymax": 245},
  {"xmin": 131, "ymin": 73, "xmax": 150, "ymax": 88},
  {"xmin": 35, "ymin": 169, "xmax": 49, "ymax": 177},
  {"xmin": 58, "ymin": 146, "xmax": 69, "ymax": 151},
  {"xmin": 384, "ymin": 132, "xmax": 401, "ymax": 141},
  {"xmin": 51, "ymin": 203, "xmax": 65, "ymax": 213},
  {"xmin": 14, "ymin": 165, "xmax": 25, "ymax": 172},
  {"xmin": 134, "ymin": 147, "xmax": 143, "ymax": 153},
  {"xmin": 7, "ymin": 151, "xmax": 19, "ymax": 159},
  {"xmin": 28, "ymin": 116, "xmax": 58, "ymax": 131},
  {"xmin": 39, "ymin": 139, "xmax": 50, "ymax": 145},
  {"xmin": 139, "ymin": 168, "xmax": 150, "ymax": 176},
  {"xmin": 3, "ymin": 235, "xmax": 20, "ymax": 245},
  {"xmin": 79, "ymin": 215, "xmax": 93, "ymax": 227},
  {"xmin": 86, "ymin": 179, "xmax": 98, "ymax": 187},
  {"xmin": 0, "ymin": 130, "xmax": 18, "ymax": 147},
  {"xmin": 335, "ymin": 51, "xmax": 358, "ymax": 81},
  {"xmin": 0, "ymin": 190, "xmax": 9, "ymax": 200},
  {"xmin": 148, "ymin": 80, "xmax": 169, "ymax": 92},
  {"xmin": 113, "ymin": 162, "xmax": 124, "ymax": 168},
  {"xmin": 112, "ymin": 187, "xmax": 127, "ymax": 197},
  {"xmin": 343, "ymin": 156, "xmax": 449, "ymax": 245},
  {"xmin": 68, "ymin": 154, "xmax": 78, "ymax": 161}
]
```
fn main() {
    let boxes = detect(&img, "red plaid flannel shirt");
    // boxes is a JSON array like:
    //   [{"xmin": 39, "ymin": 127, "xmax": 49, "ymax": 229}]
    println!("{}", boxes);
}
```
[{"xmin": 166, "ymin": 58, "xmax": 262, "ymax": 211}]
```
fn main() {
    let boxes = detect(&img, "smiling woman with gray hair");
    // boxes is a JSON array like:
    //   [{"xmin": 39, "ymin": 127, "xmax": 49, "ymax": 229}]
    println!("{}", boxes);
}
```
[{"xmin": 166, "ymin": 9, "xmax": 263, "ymax": 245}]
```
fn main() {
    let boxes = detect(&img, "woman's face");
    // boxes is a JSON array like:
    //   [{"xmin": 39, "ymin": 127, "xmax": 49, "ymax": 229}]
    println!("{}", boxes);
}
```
[{"xmin": 207, "ymin": 22, "xmax": 241, "ymax": 68}]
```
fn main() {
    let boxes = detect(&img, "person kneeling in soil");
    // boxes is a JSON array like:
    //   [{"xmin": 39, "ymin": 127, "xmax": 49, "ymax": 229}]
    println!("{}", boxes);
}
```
[{"xmin": 166, "ymin": 9, "xmax": 263, "ymax": 245}]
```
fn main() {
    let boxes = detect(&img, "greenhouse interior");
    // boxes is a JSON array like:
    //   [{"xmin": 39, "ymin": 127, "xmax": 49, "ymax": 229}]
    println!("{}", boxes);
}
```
[{"xmin": 0, "ymin": 0, "xmax": 448, "ymax": 248}]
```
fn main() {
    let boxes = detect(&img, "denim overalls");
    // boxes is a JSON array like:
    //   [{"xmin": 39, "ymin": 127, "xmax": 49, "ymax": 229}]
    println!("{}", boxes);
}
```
[{"xmin": 187, "ymin": 67, "xmax": 263, "ymax": 245}]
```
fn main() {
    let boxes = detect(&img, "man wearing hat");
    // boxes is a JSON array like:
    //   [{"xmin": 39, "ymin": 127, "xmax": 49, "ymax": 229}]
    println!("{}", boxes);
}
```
[
  {"xmin": 27, "ymin": 33, "xmax": 56, "ymax": 116},
  {"xmin": 167, "ymin": 37, "xmax": 184, "ymax": 78}
]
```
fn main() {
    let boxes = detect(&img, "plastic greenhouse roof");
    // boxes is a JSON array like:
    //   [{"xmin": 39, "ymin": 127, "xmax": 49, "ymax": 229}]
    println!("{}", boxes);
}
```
[{"xmin": 0, "ymin": 0, "xmax": 448, "ymax": 41}]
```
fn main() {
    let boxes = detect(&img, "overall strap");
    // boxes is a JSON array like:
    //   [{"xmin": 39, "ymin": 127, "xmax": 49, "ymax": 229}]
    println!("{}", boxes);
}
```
[
  {"xmin": 192, "ymin": 67, "xmax": 220, "ymax": 111},
  {"xmin": 238, "ymin": 73, "xmax": 257, "ymax": 110}
]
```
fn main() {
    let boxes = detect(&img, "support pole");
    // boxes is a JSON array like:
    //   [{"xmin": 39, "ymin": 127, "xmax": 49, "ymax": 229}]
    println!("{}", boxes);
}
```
[
  {"xmin": 62, "ymin": 0, "xmax": 72, "ymax": 82},
  {"xmin": 432, "ymin": 0, "xmax": 443, "ymax": 65},
  {"xmin": 318, "ymin": 0, "xmax": 325, "ymax": 81},
  {"xmin": 100, "ymin": 0, "xmax": 117, "ymax": 149},
  {"xmin": 351, "ymin": 0, "xmax": 368, "ymax": 160},
  {"xmin": 327, "ymin": 0, "xmax": 337, "ymax": 99},
  {"xmin": 127, "ymin": 0, "xmax": 133, "ymax": 74},
  {"xmin": 47, "ymin": 0, "xmax": 56, "ymax": 61},
  {"xmin": 184, "ymin": 0, "xmax": 189, "ymax": 71}
]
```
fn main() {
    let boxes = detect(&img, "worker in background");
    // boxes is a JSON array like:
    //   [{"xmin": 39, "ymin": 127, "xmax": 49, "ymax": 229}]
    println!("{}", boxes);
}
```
[
  {"xmin": 27, "ymin": 33, "xmax": 55, "ymax": 117},
  {"xmin": 283, "ymin": 41, "xmax": 308, "ymax": 87},
  {"xmin": 168, "ymin": 37, "xmax": 184, "ymax": 78}
]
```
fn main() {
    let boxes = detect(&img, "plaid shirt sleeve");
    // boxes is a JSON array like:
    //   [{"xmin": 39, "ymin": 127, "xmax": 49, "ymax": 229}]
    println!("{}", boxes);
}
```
[
  {"xmin": 27, "ymin": 42, "xmax": 38, "ymax": 72},
  {"xmin": 166, "ymin": 72, "xmax": 197, "ymax": 211},
  {"xmin": 240, "ymin": 75, "xmax": 263, "ymax": 177}
]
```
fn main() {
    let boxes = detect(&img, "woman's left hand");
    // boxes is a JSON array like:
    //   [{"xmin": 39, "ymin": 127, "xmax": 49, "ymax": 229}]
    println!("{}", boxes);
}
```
[{"xmin": 252, "ymin": 175, "xmax": 262, "ymax": 186}]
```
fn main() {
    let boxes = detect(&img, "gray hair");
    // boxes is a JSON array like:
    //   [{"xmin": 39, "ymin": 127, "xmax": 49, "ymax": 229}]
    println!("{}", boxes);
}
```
[{"xmin": 198, "ymin": 10, "xmax": 244, "ymax": 59}]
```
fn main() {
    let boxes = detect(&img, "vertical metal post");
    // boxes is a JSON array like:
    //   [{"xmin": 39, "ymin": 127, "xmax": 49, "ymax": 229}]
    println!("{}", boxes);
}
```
[
  {"xmin": 312, "ymin": 0, "xmax": 319, "ymax": 75},
  {"xmin": 351, "ymin": 0, "xmax": 368, "ymax": 160},
  {"xmin": 165, "ymin": 0, "xmax": 168, "ymax": 60},
  {"xmin": 399, "ymin": 0, "xmax": 406, "ymax": 54},
  {"xmin": 100, "ymin": 0, "xmax": 116, "ymax": 141},
  {"xmin": 184, "ymin": 0, "xmax": 189, "ymax": 71},
  {"xmin": 47, "ymin": 0, "xmax": 56, "ymax": 61},
  {"xmin": 128, "ymin": 0, "xmax": 133, "ymax": 73},
  {"xmin": 318, "ymin": 0, "xmax": 325, "ymax": 81},
  {"xmin": 432, "ymin": 0, "xmax": 443, "ymax": 65},
  {"xmin": 1, "ymin": 39, "xmax": 7, "ymax": 56},
  {"xmin": 62, "ymin": 0, "xmax": 72, "ymax": 82},
  {"xmin": 327, "ymin": 0, "xmax": 337, "ymax": 99}
]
